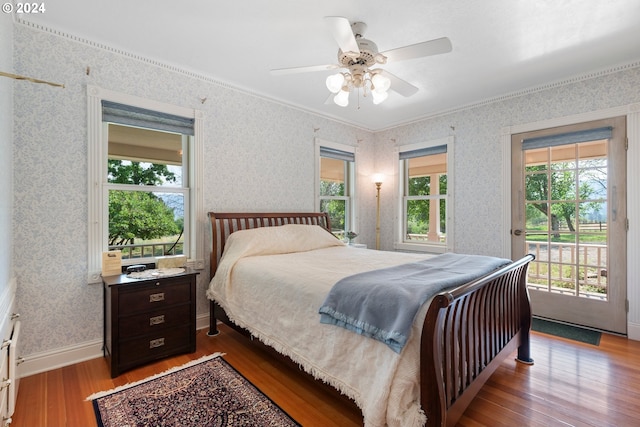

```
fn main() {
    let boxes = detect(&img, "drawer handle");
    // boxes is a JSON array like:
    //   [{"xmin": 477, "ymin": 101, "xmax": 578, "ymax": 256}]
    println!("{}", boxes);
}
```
[
  {"xmin": 149, "ymin": 315, "xmax": 165, "ymax": 326},
  {"xmin": 149, "ymin": 292, "xmax": 165, "ymax": 302},
  {"xmin": 149, "ymin": 338, "xmax": 165, "ymax": 349}
]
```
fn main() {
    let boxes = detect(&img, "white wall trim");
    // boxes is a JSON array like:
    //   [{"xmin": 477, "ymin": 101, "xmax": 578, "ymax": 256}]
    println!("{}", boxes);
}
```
[
  {"xmin": 86, "ymin": 85, "xmax": 206, "ymax": 283},
  {"xmin": 628, "ymin": 322, "xmax": 640, "ymax": 341},
  {"xmin": 394, "ymin": 136, "xmax": 455, "ymax": 253},
  {"xmin": 314, "ymin": 138, "xmax": 359, "ymax": 233},
  {"xmin": 502, "ymin": 104, "xmax": 639, "ymax": 135},
  {"xmin": 192, "ymin": 110, "xmax": 206, "ymax": 271},
  {"xmin": 16, "ymin": 18, "xmax": 640, "ymax": 134},
  {"xmin": 626, "ymin": 107, "xmax": 640, "ymax": 340},
  {"xmin": 500, "ymin": 131, "xmax": 512, "ymax": 259},
  {"xmin": 196, "ymin": 312, "xmax": 210, "ymax": 331},
  {"xmin": 379, "ymin": 61, "xmax": 640, "ymax": 132},
  {"xmin": 19, "ymin": 313, "xmax": 212, "ymax": 378},
  {"xmin": 0, "ymin": 277, "xmax": 17, "ymax": 340},
  {"xmin": 314, "ymin": 138, "xmax": 357, "ymax": 211},
  {"xmin": 19, "ymin": 339, "xmax": 104, "ymax": 378},
  {"xmin": 16, "ymin": 18, "xmax": 371, "ymax": 132}
]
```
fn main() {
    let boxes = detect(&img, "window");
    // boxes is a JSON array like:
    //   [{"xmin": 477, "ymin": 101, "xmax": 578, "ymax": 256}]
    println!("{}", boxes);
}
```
[
  {"xmin": 315, "ymin": 140, "xmax": 356, "ymax": 240},
  {"xmin": 104, "ymin": 101, "xmax": 193, "ymax": 262},
  {"xmin": 87, "ymin": 86, "xmax": 203, "ymax": 283},
  {"xmin": 397, "ymin": 137, "xmax": 454, "ymax": 253}
]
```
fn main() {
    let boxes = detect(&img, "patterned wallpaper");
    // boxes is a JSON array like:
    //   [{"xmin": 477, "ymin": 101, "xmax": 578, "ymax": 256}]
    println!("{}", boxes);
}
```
[
  {"xmin": 0, "ymin": 13, "xmax": 13, "ymax": 332},
  {"xmin": 12, "ymin": 25, "xmax": 367, "ymax": 357},
  {"xmin": 11, "ymin": 21, "xmax": 640, "ymax": 359},
  {"xmin": 375, "ymin": 66, "xmax": 640, "ymax": 255}
]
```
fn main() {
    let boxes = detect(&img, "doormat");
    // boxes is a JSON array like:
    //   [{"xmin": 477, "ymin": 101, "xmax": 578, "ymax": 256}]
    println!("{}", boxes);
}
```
[
  {"xmin": 87, "ymin": 353, "xmax": 300, "ymax": 427},
  {"xmin": 532, "ymin": 318, "xmax": 601, "ymax": 346}
]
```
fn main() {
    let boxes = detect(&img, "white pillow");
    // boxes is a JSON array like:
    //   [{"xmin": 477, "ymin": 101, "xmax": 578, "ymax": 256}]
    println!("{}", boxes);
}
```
[{"xmin": 224, "ymin": 223, "xmax": 344, "ymax": 259}]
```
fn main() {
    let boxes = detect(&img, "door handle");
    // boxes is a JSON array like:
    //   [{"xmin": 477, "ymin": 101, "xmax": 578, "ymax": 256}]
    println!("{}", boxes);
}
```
[{"xmin": 513, "ymin": 229, "xmax": 523, "ymax": 236}]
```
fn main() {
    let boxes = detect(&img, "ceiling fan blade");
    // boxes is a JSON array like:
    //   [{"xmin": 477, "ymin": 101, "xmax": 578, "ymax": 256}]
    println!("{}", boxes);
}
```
[
  {"xmin": 381, "ymin": 70, "xmax": 419, "ymax": 97},
  {"xmin": 270, "ymin": 64, "xmax": 340, "ymax": 76},
  {"xmin": 324, "ymin": 16, "xmax": 360, "ymax": 55},
  {"xmin": 381, "ymin": 37, "xmax": 452, "ymax": 63},
  {"xmin": 324, "ymin": 92, "xmax": 336, "ymax": 105}
]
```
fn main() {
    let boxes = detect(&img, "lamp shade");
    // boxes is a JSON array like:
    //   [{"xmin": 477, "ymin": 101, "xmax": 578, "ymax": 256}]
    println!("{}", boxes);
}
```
[
  {"xmin": 334, "ymin": 89, "xmax": 350, "ymax": 107},
  {"xmin": 326, "ymin": 73, "xmax": 345, "ymax": 94},
  {"xmin": 372, "ymin": 173, "xmax": 384, "ymax": 184}
]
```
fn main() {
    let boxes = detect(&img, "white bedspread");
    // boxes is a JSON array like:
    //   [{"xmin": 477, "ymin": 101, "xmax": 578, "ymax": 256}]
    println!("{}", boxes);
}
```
[{"xmin": 207, "ymin": 224, "xmax": 435, "ymax": 427}]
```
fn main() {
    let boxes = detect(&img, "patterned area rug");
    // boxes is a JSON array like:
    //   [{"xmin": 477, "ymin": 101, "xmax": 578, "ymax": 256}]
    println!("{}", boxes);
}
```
[{"xmin": 88, "ymin": 354, "xmax": 300, "ymax": 427}]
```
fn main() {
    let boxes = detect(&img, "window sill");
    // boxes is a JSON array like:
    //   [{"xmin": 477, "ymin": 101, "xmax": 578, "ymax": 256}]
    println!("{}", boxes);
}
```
[{"xmin": 394, "ymin": 242, "xmax": 448, "ymax": 254}]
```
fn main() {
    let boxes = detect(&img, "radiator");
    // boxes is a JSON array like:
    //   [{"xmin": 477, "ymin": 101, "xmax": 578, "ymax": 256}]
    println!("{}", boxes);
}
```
[{"xmin": 1, "ymin": 314, "xmax": 21, "ymax": 426}]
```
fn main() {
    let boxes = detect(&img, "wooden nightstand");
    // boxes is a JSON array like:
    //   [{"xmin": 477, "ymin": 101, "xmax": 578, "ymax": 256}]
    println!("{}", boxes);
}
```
[{"xmin": 103, "ymin": 269, "xmax": 198, "ymax": 377}]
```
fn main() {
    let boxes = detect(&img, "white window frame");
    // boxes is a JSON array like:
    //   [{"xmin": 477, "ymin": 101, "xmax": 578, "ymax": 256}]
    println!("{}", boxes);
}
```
[
  {"xmin": 314, "ymin": 138, "xmax": 357, "ymax": 237},
  {"xmin": 87, "ymin": 85, "xmax": 204, "ymax": 283},
  {"xmin": 395, "ymin": 136, "xmax": 454, "ymax": 253}
]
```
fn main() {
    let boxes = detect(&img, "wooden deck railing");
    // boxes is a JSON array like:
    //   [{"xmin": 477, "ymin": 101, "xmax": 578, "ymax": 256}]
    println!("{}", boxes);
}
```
[
  {"xmin": 109, "ymin": 242, "xmax": 184, "ymax": 259},
  {"xmin": 526, "ymin": 240, "xmax": 607, "ymax": 299}
]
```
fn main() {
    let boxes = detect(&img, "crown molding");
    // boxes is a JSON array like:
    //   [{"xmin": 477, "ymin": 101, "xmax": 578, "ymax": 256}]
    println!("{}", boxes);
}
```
[
  {"xmin": 15, "ymin": 18, "xmax": 640, "ymax": 134},
  {"xmin": 379, "ymin": 60, "xmax": 640, "ymax": 132},
  {"xmin": 14, "ymin": 18, "xmax": 370, "ymax": 132}
]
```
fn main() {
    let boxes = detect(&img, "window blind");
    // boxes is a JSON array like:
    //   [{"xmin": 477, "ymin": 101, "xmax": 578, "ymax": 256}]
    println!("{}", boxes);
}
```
[
  {"xmin": 399, "ymin": 144, "xmax": 447, "ymax": 160},
  {"xmin": 522, "ymin": 127, "xmax": 612, "ymax": 150},
  {"xmin": 320, "ymin": 146, "xmax": 355, "ymax": 162},
  {"xmin": 102, "ymin": 100, "xmax": 195, "ymax": 136}
]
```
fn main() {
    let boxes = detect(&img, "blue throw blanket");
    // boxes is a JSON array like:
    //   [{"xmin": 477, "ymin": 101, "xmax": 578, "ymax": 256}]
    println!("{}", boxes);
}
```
[{"xmin": 318, "ymin": 253, "xmax": 511, "ymax": 353}]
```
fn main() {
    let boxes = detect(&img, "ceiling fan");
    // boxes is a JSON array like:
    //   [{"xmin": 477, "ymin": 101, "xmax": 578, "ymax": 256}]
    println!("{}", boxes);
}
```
[{"xmin": 270, "ymin": 16, "xmax": 452, "ymax": 107}]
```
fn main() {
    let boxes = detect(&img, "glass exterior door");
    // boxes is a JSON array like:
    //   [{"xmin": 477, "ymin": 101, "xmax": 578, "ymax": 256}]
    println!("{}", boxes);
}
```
[{"xmin": 511, "ymin": 117, "xmax": 627, "ymax": 333}]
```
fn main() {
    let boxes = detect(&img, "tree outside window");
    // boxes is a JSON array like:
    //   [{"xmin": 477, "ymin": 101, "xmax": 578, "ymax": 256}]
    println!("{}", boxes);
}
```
[
  {"xmin": 318, "ymin": 146, "xmax": 355, "ymax": 240},
  {"xmin": 397, "ymin": 138, "xmax": 453, "ymax": 252},
  {"xmin": 403, "ymin": 151, "xmax": 447, "ymax": 244},
  {"xmin": 106, "ymin": 123, "xmax": 189, "ymax": 261}
]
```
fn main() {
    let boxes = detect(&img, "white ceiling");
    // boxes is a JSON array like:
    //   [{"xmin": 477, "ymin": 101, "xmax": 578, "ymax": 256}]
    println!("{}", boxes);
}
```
[{"xmin": 18, "ymin": 0, "xmax": 640, "ymax": 131}]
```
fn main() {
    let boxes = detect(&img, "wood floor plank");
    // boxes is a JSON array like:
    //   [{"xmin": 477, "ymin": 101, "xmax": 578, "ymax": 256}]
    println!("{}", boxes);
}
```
[
  {"xmin": 10, "ymin": 326, "xmax": 640, "ymax": 427},
  {"xmin": 13, "ymin": 374, "xmax": 48, "ymax": 427}
]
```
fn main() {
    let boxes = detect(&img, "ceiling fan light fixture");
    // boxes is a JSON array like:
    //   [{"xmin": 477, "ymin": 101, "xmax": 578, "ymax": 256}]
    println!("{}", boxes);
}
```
[
  {"xmin": 374, "ymin": 53, "xmax": 388, "ymax": 64},
  {"xmin": 371, "ymin": 89, "xmax": 388, "ymax": 105},
  {"xmin": 333, "ymin": 88, "xmax": 350, "ymax": 107},
  {"xmin": 272, "ymin": 17, "xmax": 451, "ymax": 109},
  {"xmin": 326, "ymin": 73, "xmax": 345, "ymax": 93},
  {"xmin": 371, "ymin": 72, "xmax": 391, "ymax": 93}
]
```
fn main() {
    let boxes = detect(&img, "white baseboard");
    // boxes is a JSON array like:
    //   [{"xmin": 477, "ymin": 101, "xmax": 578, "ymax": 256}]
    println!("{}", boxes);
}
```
[
  {"xmin": 19, "ymin": 312, "xmax": 212, "ymax": 378},
  {"xmin": 196, "ymin": 312, "xmax": 210, "ymax": 331},
  {"xmin": 19, "ymin": 339, "xmax": 104, "ymax": 378},
  {"xmin": 627, "ymin": 321, "xmax": 640, "ymax": 341}
]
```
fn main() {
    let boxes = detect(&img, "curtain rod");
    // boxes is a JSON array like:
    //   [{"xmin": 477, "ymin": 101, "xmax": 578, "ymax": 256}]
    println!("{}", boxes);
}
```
[{"xmin": 0, "ymin": 71, "xmax": 65, "ymax": 88}]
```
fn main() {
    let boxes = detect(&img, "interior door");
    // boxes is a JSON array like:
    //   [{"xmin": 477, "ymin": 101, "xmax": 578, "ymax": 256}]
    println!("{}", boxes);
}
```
[{"xmin": 511, "ymin": 117, "xmax": 627, "ymax": 333}]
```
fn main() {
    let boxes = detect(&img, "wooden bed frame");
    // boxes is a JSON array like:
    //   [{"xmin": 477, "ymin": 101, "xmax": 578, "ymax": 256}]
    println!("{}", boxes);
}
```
[{"xmin": 207, "ymin": 211, "xmax": 535, "ymax": 427}]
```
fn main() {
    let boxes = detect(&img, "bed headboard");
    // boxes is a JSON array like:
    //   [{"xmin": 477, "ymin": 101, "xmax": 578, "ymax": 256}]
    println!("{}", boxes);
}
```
[{"xmin": 208, "ymin": 212, "xmax": 331, "ymax": 278}]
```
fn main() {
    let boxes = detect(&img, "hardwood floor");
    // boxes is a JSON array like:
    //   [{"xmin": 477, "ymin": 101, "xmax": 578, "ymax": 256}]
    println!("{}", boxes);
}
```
[{"xmin": 10, "ymin": 324, "xmax": 640, "ymax": 427}]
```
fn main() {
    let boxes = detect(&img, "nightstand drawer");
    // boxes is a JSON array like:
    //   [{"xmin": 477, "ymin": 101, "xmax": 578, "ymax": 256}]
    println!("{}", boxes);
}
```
[
  {"xmin": 119, "ymin": 281, "xmax": 191, "ymax": 313},
  {"xmin": 118, "ymin": 325, "xmax": 192, "ymax": 368},
  {"xmin": 103, "ymin": 269, "xmax": 198, "ymax": 377},
  {"xmin": 118, "ymin": 303, "xmax": 191, "ymax": 338}
]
